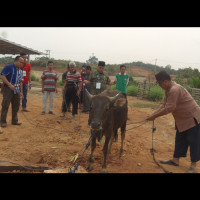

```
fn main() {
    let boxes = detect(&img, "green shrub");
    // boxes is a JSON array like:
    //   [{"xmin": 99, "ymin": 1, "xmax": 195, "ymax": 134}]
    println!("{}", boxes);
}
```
[
  {"xmin": 58, "ymin": 80, "xmax": 64, "ymax": 87},
  {"xmin": 127, "ymin": 85, "xmax": 138, "ymax": 96},
  {"xmin": 189, "ymin": 76, "xmax": 200, "ymax": 88},
  {"xmin": 147, "ymin": 85, "xmax": 164, "ymax": 101},
  {"xmin": 110, "ymin": 85, "xmax": 116, "ymax": 90},
  {"xmin": 31, "ymin": 74, "xmax": 40, "ymax": 82}
]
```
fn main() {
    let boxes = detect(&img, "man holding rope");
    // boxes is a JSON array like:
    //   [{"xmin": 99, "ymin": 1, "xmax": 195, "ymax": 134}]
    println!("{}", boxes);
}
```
[{"xmin": 146, "ymin": 70, "xmax": 200, "ymax": 173}]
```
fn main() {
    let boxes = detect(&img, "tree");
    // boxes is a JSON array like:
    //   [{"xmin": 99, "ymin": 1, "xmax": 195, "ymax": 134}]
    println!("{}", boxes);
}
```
[{"xmin": 86, "ymin": 56, "xmax": 98, "ymax": 65}]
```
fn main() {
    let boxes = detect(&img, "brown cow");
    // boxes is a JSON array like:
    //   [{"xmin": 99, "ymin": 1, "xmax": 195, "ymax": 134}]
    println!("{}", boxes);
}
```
[{"xmin": 85, "ymin": 89, "xmax": 128, "ymax": 173}]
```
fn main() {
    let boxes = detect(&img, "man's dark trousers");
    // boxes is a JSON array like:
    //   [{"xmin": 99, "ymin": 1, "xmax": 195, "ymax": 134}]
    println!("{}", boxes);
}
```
[
  {"xmin": 1, "ymin": 86, "xmax": 20, "ymax": 124},
  {"xmin": 65, "ymin": 86, "xmax": 79, "ymax": 116}
]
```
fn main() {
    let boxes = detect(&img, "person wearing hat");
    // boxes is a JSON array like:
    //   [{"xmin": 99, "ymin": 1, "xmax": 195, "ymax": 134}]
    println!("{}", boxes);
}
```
[
  {"xmin": 145, "ymin": 70, "xmax": 200, "ymax": 173},
  {"xmin": 84, "ymin": 61, "xmax": 113, "ymax": 95}
]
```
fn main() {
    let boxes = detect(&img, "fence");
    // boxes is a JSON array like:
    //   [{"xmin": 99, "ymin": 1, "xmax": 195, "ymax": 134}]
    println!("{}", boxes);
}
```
[
  {"xmin": 137, "ymin": 81, "xmax": 153, "ymax": 99},
  {"xmin": 191, "ymin": 88, "xmax": 200, "ymax": 102}
]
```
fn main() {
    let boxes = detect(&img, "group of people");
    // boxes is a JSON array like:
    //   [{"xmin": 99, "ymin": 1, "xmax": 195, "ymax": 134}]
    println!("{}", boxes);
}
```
[
  {"xmin": 42, "ymin": 60, "xmax": 130, "ymax": 119},
  {"xmin": 0, "ymin": 54, "xmax": 200, "ymax": 173},
  {"xmin": 0, "ymin": 56, "xmax": 130, "ymax": 126}
]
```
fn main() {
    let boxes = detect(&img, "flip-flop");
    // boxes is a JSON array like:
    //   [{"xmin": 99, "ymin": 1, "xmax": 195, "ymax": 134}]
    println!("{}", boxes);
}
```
[
  {"xmin": 22, "ymin": 110, "xmax": 30, "ymax": 112},
  {"xmin": 160, "ymin": 159, "xmax": 179, "ymax": 166},
  {"xmin": 186, "ymin": 167, "xmax": 196, "ymax": 173}
]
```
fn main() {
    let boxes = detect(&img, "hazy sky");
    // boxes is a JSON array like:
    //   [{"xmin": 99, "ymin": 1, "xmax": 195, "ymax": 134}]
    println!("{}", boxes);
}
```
[{"xmin": 1, "ymin": 27, "xmax": 200, "ymax": 70}]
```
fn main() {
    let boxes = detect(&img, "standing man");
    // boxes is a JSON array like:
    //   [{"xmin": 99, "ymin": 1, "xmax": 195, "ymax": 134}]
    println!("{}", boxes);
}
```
[
  {"xmin": 82, "ymin": 65, "xmax": 92, "ymax": 112},
  {"xmin": 0, "ymin": 56, "xmax": 24, "ymax": 127},
  {"xmin": 20, "ymin": 53, "xmax": 32, "ymax": 112},
  {"xmin": 84, "ymin": 61, "xmax": 113, "ymax": 95},
  {"xmin": 41, "ymin": 60, "xmax": 58, "ymax": 115},
  {"xmin": 79, "ymin": 64, "xmax": 87, "ymax": 110},
  {"xmin": 146, "ymin": 70, "xmax": 200, "ymax": 173},
  {"xmin": 60, "ymin": 64, "xmax": 71, "ymax": 117},
  {"xmin": 63, "ymin": 61, "xmax": 82, "ymax": 118},
  {"xmin": 113, "ymin": 64, "xmax": 129, "ymax": 98}
]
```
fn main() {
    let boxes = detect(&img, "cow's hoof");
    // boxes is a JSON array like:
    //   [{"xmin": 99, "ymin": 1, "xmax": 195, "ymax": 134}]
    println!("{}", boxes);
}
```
[
  {"xmin": 119, "ymin": 150, "xmax": 123, "ymax": 157},
  {"xmin": 101, "ymin": 168, "xmax": 107, "ymax": 173},
  {"xmin": 87, "ymin": 164, "xmax": 93, "ymax": 171}
]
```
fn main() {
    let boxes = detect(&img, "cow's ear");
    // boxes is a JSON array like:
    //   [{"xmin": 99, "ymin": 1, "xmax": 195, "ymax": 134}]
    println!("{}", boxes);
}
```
[{"xmin": 113, "ymin": 98, "xmax": 126, "ymax": 107}]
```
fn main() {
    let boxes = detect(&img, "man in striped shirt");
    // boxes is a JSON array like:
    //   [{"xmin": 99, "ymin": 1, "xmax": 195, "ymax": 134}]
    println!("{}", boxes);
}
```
[
  {"xmin": 41, "ymin": 60, "xmax": 58, "ymax": 115},
  {"xmin": 0, "ymin": 56, "xmax": 24, "ymax": 128},
  {"xmin": 63, "ymin": 61, "xmax": 82, "ymax": 118}
]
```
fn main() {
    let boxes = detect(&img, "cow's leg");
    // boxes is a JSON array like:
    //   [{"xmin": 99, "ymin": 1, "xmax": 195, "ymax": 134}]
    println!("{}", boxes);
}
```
[
  {"xmin": 120, "ymin": 123, "xmax": 126, "ymax": 157},
  {"xmin": 108, "ymin": 130, "xmax": 117, "ymax": 155},
  {"xmin": 87, "ymin": 132, "xmax": 97, "ymax": 171},
  {"xmin": 114, "ymin": 129, "xmax": 118, "ymax": 142},
  {"xmin": 102, "ymin": 133, "xmax": 111, "ymax": 173}
]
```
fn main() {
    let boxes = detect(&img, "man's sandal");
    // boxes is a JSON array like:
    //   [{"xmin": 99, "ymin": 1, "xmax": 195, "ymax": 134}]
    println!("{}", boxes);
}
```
[{"xmin": 160, "ymin": 159, "xmax": 179, "ymax": 166}]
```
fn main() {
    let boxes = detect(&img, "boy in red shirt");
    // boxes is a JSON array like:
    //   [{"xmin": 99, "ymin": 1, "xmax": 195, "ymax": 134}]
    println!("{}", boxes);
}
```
[{"xmin": 20, "ymin": 53, "xmax": 32, "ymax": 112}]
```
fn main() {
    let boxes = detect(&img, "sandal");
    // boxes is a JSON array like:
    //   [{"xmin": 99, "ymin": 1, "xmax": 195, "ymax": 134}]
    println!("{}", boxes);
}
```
[
  {"xmin": 186, "ymin": 167, "xmax": 196, "ymax": 173},
  {"xmin": 160, "ymin": 159, "xmax": 179, "ymax": 166}
]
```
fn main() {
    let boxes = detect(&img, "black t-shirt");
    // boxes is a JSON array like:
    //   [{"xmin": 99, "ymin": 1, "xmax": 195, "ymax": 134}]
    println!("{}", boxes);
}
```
[{"xmin": 62, "ymin": 71, "xmax": 68, "ymax": 81}]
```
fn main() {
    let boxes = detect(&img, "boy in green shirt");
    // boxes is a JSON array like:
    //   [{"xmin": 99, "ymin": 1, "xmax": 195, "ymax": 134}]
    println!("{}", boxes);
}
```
[{"xmin": 113, "ymin": 65, "xmax": 129, "ymax": 97}]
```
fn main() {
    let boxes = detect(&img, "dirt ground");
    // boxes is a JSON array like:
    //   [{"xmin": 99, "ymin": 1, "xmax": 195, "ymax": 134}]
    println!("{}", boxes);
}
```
[{"xmin": 0, "ymin": 87, "xmax": 199, "ymax": 174}]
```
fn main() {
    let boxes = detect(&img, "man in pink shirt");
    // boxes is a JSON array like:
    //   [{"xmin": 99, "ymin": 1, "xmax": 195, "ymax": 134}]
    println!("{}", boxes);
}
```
[{"xmin": 146, "ymin": 71, "xmax": 200, "ymax": 173}]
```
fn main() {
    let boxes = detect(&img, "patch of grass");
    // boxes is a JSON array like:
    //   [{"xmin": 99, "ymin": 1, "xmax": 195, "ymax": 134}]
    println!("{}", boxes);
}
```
[{"xmin": 131, "ymin": 102, "xmax": 159, "ymax": 109}]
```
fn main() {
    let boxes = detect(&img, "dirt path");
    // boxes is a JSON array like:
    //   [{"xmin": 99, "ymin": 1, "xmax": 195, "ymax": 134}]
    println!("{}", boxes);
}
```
[{"xmin": 0, "ymin": 87, "xmax": 199, "ymax": 173}]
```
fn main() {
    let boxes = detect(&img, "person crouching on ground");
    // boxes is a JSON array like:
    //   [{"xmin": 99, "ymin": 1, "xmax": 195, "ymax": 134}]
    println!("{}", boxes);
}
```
[
  {"xmin": 145, "ymin": 70, "xmax": 200, "ymax": 173},
  {"xmin": 41, "ymin": 60, "xmax": 58, "ymax": 115}
]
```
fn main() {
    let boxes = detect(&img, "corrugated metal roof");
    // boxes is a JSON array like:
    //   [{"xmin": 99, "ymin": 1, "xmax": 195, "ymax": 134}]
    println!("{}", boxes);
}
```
[{"xmin": 0, "ymin": 37, "xmax": 46, "ymax": 55}]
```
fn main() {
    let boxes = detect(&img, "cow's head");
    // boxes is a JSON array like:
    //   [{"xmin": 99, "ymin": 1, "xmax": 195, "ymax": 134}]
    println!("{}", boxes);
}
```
[{"xmin": 85, "ymin": 89, "xmax": 127, "ymax": 130}]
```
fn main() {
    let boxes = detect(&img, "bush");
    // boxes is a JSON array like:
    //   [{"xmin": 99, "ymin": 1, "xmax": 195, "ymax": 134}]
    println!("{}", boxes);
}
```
[
  {"xmin": 31, "ymin": 74, "xmax": 40, "ymax": 82},
  {"xmin": 110, "ymin": 85, "xmax": 116, "ymax": 90},
  {"xmin": 189, "ymin": 76, "xmax": 200, "ymax": 88},
  {"xmin": 58, "ymin": 80, "xmax": 64, "ymax": 87},
  {"xmin": 147, "ymin": 85, "xmax": 164, "ymax": 101},
  {"xmin": 127, "ymin": 85, "xmax": 138, "ymax": 96}
]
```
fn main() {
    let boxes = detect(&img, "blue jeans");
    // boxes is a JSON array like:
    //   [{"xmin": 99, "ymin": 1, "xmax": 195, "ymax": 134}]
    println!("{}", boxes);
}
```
[{"xmin": 22, "ymin": 84, "xmax": 28, "ymax": 108}]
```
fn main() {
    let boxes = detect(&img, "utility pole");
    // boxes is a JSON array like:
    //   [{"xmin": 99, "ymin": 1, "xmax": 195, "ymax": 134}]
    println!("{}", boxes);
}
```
[
  {"xmin": 45, "ymin": 50, "xmax": 51, "ymax": 59},
  {"xmin": 154, "ymin": 58, "xmax": 157, "ymax": 73}
]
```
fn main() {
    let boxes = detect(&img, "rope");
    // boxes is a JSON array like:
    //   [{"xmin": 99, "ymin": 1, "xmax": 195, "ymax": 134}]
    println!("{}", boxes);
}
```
[
  {"xmin": 126, "ymin": 120, "xmax": 147, "ymax": 125},
  {"xmin": 150, "ymin": 121, "xmax": 172, "ymax": 173},
  {"xmin": 69, "ymin": 129, "xmax": 96, "ymax": 173},
  {"xmin": 126, "ymin": 120, "xmax": 147, "ymax": 131}
]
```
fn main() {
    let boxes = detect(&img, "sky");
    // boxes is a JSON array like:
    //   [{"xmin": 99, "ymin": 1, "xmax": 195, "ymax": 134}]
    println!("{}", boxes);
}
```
[{"xmin": 1, "ymin": 27, "xmax": 200, "ymax": 70}]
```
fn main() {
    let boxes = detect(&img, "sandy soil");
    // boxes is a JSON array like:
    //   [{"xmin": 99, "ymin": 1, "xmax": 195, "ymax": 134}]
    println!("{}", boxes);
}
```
[{"xmin": 0, "ymin": 86, "xmax": 199, "ymax": 174}]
